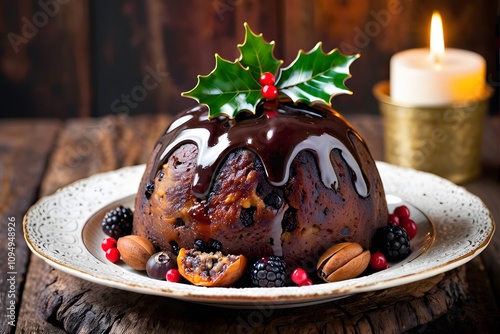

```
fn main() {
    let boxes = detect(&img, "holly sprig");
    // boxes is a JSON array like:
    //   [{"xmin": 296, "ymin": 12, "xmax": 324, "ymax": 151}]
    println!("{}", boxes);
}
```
[{"xmin": 182, "ymin": 23, "xmax": 358, "ymax": 119}]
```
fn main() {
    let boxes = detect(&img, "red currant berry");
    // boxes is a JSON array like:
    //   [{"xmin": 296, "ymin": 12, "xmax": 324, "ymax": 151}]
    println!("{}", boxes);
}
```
[
  {"xmin": 166, "ymin": 269, "xmax": 181, "ymax": 283},
  {"xmin": 259, "ymin": 72, "xmax": 275, "ymax": 86},
  {"xmin": 394, "ymin": 205, "xmax": 410, "ymax": 219},
  {"xmin": 105, "ymin": 247, "xmax": 120, "ymax": 263},
  {"xmin": 400, "ymin": 217, "xmax": 418, "ymax": 239},
  {"xmin": 291, "ymin": 268, "xmax": 309, "ymax": 286},
  {"xmin": 101, "ymin": 237, "xmax": 117, "ymax": 252},
  {"xmin": 299, "ymin": 278, "xmax": 313, "ymax": 286},
  {"xmin": 388, "ymin": 213, "xmax": 400, "ymax": 226},
  {"xmin": 370, "ymin": 252, "xmax": 388, "ymax": 271},
  {"xmin": 261, "ymin": 85, "xmax": 278, "ymax": 100}
]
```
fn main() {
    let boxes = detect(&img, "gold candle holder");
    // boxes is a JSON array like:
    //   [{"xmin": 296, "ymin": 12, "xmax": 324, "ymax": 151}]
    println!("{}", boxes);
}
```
[{"xmin": 373, "ymin": 81, "xmax": 493, "ymax": 184}]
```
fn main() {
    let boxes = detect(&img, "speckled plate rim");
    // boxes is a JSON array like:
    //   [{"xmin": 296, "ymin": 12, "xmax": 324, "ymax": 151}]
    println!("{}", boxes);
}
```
[{"xmin": 23, "ymin": 162, "xmax": 495, "ymax": 308}]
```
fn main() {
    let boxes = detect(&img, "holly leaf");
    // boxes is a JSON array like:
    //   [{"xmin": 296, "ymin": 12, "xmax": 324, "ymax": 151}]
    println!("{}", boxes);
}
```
[
  {"xmin": 182, "ymin": 24, "xmax": 359, "ymax": 120},
  {"xmin": 276, "ymin": 43, "xmax": 358, "ymax": 105},
  {"xmin": 181, "ymin": 54, "xmax": 262, "ymax": 119},
  {"xmin": 237, "ymin": 22, "xmax": 283, "ymax": 82}
]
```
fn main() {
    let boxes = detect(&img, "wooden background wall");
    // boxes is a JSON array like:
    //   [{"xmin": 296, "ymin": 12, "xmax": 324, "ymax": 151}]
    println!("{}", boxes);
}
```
[{"xmin": 0, "ymin": 0, "xmax": 498, "ymax": 119}]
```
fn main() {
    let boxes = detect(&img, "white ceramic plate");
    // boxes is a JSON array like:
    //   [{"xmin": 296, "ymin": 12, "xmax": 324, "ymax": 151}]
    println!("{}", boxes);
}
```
[{"xmin": 23, "ymin": 162, "xmax": 495, "ymax": 308}]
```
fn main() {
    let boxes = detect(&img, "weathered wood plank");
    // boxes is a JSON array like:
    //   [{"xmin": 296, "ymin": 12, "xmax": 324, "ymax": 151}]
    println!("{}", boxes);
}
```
[
  {"xmin": 38, "ymin": 114, "xmax": 171, "ymax": 196},
  {"xmin": 18, "ymin": 255, "xmax": 492, "ymax": 333},
  {"xmin": 0, "ymin": 119, "xmax": 61, "ymax": 333},
  {"xmin": 15, "ymin": 115, "xmax": 500, "ymax": 333},
  {"xmin": 15, "ymin": 114, "xmax": 171, "ymax": 333},
  {"xmin": 463, "ymin": 116, "xmax": 500, "ymax": 300}
]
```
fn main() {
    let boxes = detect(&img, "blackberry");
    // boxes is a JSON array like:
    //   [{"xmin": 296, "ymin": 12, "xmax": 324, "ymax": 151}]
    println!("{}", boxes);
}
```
[
  {"xmin": 374, "ymin": 224, "xmax": 411, "ymax": 261},
  {"xmin": 101, "ymin": 205, "xmax": 133, "ymax": 238},
  {"xmin": 250, "ymin": 256, "xmax": 287, "ymax": 287}
]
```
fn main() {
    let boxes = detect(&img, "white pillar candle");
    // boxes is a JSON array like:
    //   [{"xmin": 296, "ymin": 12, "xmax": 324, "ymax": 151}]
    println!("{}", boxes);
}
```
[{"xmin": 390, "ymin": 12, "xmax": 486, "ymax": 106}]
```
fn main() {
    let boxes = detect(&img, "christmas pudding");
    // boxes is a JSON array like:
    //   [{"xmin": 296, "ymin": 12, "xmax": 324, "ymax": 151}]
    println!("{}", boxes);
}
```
[{"xmin": 132, "ymin": 24, "xmax": 388, "ymax": 273}]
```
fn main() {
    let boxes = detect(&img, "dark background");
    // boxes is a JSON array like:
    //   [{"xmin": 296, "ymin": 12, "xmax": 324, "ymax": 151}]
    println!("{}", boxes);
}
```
[{"xmin": 0, "ymin": 0, "xmax": 498, "ymax": 119}]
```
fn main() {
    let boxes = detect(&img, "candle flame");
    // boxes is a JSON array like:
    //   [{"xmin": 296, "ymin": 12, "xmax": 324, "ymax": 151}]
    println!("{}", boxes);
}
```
[{"xmin": 430, "ymin": 11, "xmax": 445, "ymax": 65}]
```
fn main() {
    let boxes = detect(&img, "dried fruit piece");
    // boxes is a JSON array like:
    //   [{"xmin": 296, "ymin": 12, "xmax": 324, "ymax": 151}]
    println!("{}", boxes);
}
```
[{"xmin": 177, "ymin": 248, "xmax": 247, "ymax": 287}]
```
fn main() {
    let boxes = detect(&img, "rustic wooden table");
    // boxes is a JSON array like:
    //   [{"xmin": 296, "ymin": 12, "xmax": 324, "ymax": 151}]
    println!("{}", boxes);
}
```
[{"xmin": 1, "ymin": 114, "xmax": 499, "ymax": 333}]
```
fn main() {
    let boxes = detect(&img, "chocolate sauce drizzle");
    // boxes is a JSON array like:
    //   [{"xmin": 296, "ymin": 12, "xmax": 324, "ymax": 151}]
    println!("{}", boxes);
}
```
[{"xmin": 149, "ymin": 101, "xmax": 370, "ymax": 199}]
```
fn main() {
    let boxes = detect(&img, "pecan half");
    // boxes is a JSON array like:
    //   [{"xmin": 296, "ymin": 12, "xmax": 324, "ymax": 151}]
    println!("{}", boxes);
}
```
[{"xmin": 317, "ymin": 242, "xmax": 370, "ymax": 282}]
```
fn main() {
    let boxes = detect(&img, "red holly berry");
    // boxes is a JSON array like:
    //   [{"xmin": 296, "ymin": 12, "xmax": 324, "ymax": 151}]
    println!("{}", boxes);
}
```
[
  {"xmin": 400, "ymin": 217, "xmax": 418, "ymax": 239},
  {"xmin": 261, "ymin": 85, "xmax": 278, "ymax": 100},
  {"xmin": 101, "ymin": 237, "xmax": 117, "ymax": 252},
  {"xmin": 166, "ymin": 269, "xmax": 181, "ymax": 283},
  {"xmin": 388, "ymin": 213, "xmax": 400, "ymax": 226},
  {"xmin": 259, "ymin": 72, "xmax": 275, "ymax": 86},
  {"xmin": 370, "ymin": 252, "xmax": 388, "ymax": 271},
  {"xmin": 291, "ymin": 268, "xmax": 309, "ymax": 286},
  {"xmin": 394, "ymin": 205, "xmax": 410, "ymax": 219},
  {"xmin": 105, "ymin": 247, "xmax": 120, "ymax": 263}
]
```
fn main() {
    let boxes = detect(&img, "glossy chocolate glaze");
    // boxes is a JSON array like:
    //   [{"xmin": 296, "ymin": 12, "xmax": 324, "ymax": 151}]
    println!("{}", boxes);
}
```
[{"xmin": 149, "ymin": 101, "xmax": 370, "ymax": 199}]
